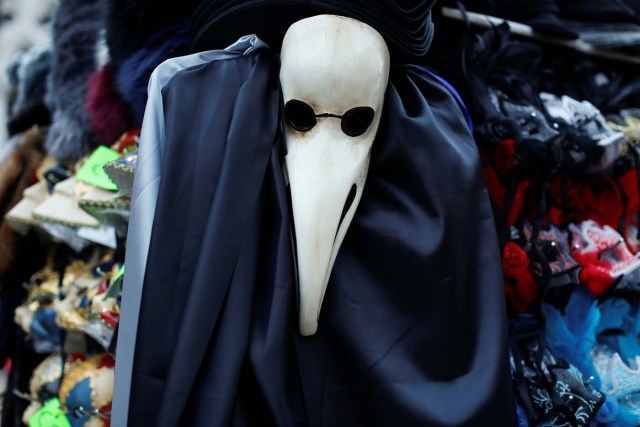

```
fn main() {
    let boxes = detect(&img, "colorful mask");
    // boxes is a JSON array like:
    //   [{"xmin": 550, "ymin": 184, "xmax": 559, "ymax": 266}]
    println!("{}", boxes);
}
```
[
  {"xmin": 540, "ymin": 93, "xmax": 623, "ymax": 172},
  {"xmin": 280, "ymin": 15, "xmax": 390, "ymax": 335},
  {"xmin": 15, "ymin": 265, "xmax": 63, "ymax": 351},
  {"xmin": 570, "ymin": 220, "xmax": 640, "ymax": 278},
  {"xmin": 54, "ymin": 278, "xmax": 95, "ymax": 333},
  {"xmin": 22, "ymin": 353, "xmax": 63, "ymax": 424},
  {"xmin": 59, "ymin": 353, "xmax": 114, "ymax": 427},
  {"xmin": 22, "ymin": 353, "xmax": 86, "ymax": 425},
  {"xmin": 523, "ymin": 223, "xmax": 581, "ymax": 288},
  {"xmin": 488, "ymin": 88, "xmax": 561, "ymax": 146}
]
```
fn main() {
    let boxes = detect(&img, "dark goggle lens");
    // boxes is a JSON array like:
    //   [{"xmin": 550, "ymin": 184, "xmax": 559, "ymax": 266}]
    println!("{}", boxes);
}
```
[
  {"xmin": 285, "ymin": 100, "xmax": 317, "ymax": 132},
  {"xmin": 341, "ymin": 107, "xmax": 375, "ymax": 137},
  {"xmin": 285, "ymin": 100, "xmax": 375, "ymax": 137}
]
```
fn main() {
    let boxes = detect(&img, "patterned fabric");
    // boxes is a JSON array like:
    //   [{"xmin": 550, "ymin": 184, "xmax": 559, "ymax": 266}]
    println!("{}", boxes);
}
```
[{"xmin": 515, "ymin": 340, "xmax": 605, "ymax": 426}]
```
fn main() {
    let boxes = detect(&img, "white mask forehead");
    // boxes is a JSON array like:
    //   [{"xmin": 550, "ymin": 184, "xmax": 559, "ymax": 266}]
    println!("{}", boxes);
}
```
[{"xmin": 280, "ymin": 15, "xmax": 390, "ymax": 114}]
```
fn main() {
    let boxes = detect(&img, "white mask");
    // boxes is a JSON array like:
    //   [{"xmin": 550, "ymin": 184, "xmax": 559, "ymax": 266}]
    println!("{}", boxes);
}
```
[{"xmin": 280, "ymin": 15, "xmax": 390, "ymax": 336}]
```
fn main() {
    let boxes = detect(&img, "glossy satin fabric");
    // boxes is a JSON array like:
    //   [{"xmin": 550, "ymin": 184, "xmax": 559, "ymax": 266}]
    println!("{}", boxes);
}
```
[
  {"xmin": 112, "ymin": 36, "xmax": 267, "ymax": 427},
  {"xmin": 126, "ymin": 51, "xmax": 515, "ymax": 425}
]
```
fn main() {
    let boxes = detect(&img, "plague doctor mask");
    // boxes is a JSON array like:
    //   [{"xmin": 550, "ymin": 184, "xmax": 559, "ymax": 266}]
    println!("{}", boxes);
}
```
[{"xmin": 280, "ymin": 15, "xmax": 390, "ymax": 336}]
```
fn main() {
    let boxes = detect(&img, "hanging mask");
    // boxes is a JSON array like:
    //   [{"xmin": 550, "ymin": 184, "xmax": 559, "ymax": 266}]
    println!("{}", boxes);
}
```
[
  {"xmin": 570, "ymin": 220, "xmax": 640, "ymax": 278},
  {"xmin": 540, "ymin": 93, "xmax": 623, "ymax": 172},
  {"xmin": 59, "ymin": 354, "xmax": 115, "ymax": 427},
  {"xmin": 21, "ymin": 353, "xmax": 86, "ymax": 425},
  {"xmin": 523, "ymin": 223, "xmax": 581, "ymax": 288},
  {"xmin": 15, "ymin": 267, "xmax": 63, "ymax": 352},
  {"xmin": 22, "ymin": 353, "xmax": 64, "ymax": 424},
  {"xmin": 280, "ymin": 15, "xmax": 390, "ymax": 336},
  {"xmin": 486, "ymin": 88, "xmax": 562, "ymax": 146}
]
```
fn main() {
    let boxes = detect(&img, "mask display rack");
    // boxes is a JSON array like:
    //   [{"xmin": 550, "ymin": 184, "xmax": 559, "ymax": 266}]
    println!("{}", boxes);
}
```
[
  {"xmin": 435, "ymin": 2, "xmax": 640, "ymax": 424},
  {"xmin": 2, "ymin": 1, "xmax": 640, "ymax": 426}
]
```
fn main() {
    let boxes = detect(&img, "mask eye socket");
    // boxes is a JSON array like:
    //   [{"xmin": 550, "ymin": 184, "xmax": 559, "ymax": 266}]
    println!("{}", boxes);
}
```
[
  {"xmin": 285, "ymin": 100, "xmax": 317, "ymax": 132},
  {"xmin": 341, "ymin": 107, "xmax": 375, "ymax": 137}
]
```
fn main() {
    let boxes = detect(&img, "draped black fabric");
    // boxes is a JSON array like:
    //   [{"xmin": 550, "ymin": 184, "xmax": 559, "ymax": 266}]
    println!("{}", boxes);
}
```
[
  {"xmin": 129, "ymin": 51, "xmax": 303, "ymax": 426},
  {"xmin": 293, "ymin": 65, "xmax": 515, "ymax": 426},
  {"xmin": 191, "ymin": 0, "xmax": 436, "ymax": 64},
  {"xmin": 130, "ymin": 51, "xmax": 515, "ymax": 426}
]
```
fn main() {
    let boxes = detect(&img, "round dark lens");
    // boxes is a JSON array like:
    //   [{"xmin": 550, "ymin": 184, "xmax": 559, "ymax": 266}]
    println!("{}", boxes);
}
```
[
  {"xmin": 285, "ymin": 100, "xmax": 317, "ymax": 132},
  {"xmin": 341, "ymin": 107, "xmax": 375, "ymax": 137}
]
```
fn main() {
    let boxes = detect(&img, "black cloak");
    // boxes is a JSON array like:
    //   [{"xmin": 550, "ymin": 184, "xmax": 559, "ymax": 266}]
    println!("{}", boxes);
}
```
[{"xmin": 125, "ymin": 46, "xmax": 516, "ymax": 425}]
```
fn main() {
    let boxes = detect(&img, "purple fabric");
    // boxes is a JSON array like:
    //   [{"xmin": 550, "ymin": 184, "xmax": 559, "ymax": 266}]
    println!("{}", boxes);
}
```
[
  {"xmin": 421, "ymin": 67, "xmax": 474, "ymax": 133},
  {"xmin": 87, "ymin": 65, "xmax": 133, "ymax": 146}
]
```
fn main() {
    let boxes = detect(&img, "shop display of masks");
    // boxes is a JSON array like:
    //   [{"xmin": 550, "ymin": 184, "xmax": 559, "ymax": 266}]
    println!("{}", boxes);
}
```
[
  {"xmin": 2, "ymin": 0, "xmax": 640, "ymax": 425},
  {"xmin": 441, "ymin": 11, "xmax": 640, "ymax": 425}
]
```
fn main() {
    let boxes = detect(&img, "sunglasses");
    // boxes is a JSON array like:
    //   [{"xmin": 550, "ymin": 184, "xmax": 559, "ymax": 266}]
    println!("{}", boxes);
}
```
[{"xmin": 284, "ymin": 99, "xmax": 375, "ymax": 137}]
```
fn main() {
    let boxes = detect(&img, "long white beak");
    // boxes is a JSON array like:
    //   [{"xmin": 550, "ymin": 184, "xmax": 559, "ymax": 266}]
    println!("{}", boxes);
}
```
[{"xmin": 286, "ymin": 132, "xmax": 369, "ymax": 336}]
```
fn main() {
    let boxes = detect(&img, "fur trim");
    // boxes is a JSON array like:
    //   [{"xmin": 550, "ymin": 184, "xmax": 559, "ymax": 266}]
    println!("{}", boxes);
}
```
[
  {"xmin": 116, "ymin": 20, "xmax": 191, "ymax": 125},
  {"xmin": 47, "ymin": 110, "xmax": 96, "ymax": 164},
  {"xmin": 0, "ymin": 0, "xmax": 54, "ymax": 146},
  {"xmin": 87, "ymin": 65, "xmax": 132, "ymax": 146},
  {"xmin": 11, "ymin": 46, "xmax": 52, "ymax": 116},
  {"xmin": 46, "ymin": 0, "xmax": 103, "ymax": 163},
  {"xmin": 6, "ymin": 46, "xmax": 52, "ymax": 135},
  {"xmin": 6, "ymin": 53, "xmax": 21, "ymax": 89}
]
